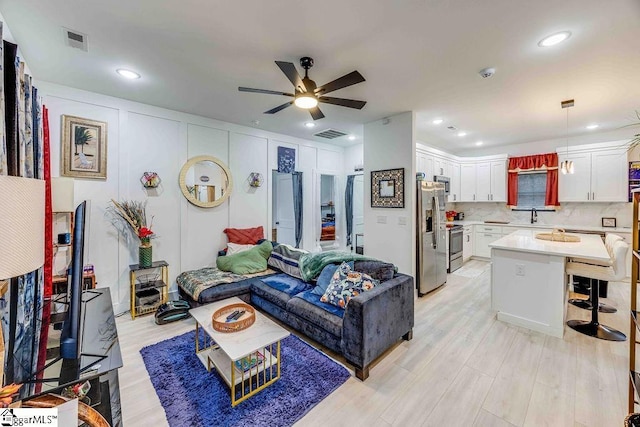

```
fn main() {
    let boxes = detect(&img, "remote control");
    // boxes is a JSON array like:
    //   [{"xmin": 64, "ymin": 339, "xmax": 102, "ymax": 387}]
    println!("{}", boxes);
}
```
[
  {"xmin": 225, "ymin": 310, "xmax": 240, "ymax": 322},
  {"xmin": 230, "ymin": 310, "xmax": 245, "ymax": 321}
]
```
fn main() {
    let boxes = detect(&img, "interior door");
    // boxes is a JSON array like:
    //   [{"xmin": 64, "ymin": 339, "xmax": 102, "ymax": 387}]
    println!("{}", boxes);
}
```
[{"xmin": 273, "ymin": 172, "xmax": 296, "ymax": 246}]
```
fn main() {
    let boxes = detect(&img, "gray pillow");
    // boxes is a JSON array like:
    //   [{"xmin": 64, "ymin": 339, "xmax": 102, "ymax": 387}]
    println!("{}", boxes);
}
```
[{"xmin": 353, "ymin": 260, "xmax": 395, "ymax": 282}]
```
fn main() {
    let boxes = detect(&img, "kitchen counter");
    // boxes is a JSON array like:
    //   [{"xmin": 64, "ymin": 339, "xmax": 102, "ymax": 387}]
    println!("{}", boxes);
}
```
[
  {"xmin": 449, "ymin": 220, "xmax": 631, "ymax": 234},
  {"xmin": 489, "ymin": 229, "xmax": 609, "ymax": 338},
  {"xmin": 489, "ymin": 229, "xmax": 610, "ymax": 262}
]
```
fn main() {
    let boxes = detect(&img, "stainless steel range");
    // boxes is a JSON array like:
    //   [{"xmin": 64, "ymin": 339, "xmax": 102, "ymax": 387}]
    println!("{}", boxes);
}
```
[{"xmin": 448, "ymin": 225, "xmax": 463, "ymax": 273}]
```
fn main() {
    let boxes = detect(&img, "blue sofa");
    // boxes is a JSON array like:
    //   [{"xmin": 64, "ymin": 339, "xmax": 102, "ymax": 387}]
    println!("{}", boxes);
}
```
[{"xmin": 179, "ymin": 264, "xmax": 414, "ymax": 380}]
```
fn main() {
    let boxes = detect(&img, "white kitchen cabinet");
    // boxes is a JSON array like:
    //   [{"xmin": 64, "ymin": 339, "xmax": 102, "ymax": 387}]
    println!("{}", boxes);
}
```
[
  {"xmin": 434, "ymin": 157, "xmax": 446, "ymax": 177},
  {"xmin": 476, "ymin": 162, "xmax": 491, "ymax": 201},
  {"xmin": 449, "ymin": 162, "xmax": 461, "ymax": 202},
  {"xmin": 558, "ymin": 152, "xmax": 591, "ymax": 202},
  {"xmin": 475, "ymin": 230, "xmax": 502, "ymax": 258},
  {"xmin": 490, "ymin": 160, "xmax": 507, "ymax": 202},
  {"xmin": 416, "ymin": 153, "xmax": 426, "ymax": 175},
  {"xmin": 463, "ymin": 225, "xmax": 473, "ymax": 261},
  {"xmin": 591, "ymin": 150, "xmax": 628, "ymax": 202},
  {"xmin": 460, "ymin": 163, "xmax": 477, "ymax": 201},
  {"xmin": 558, "ymin": 148, "xmax": 627, "ymax": 202},
  {"xmin": 460, "ymin": 160, "xmax": 506, "ymax": 203}
]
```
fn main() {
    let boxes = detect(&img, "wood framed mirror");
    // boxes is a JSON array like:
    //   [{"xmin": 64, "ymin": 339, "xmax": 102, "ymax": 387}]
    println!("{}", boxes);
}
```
[{"xmin": 179, "ymin": 155, "xmax": 233, "ymax": 208}]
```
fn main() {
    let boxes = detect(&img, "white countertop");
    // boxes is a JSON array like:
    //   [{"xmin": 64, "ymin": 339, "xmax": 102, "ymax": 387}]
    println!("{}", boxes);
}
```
[
  {"xmin": 489, "ymin": 229, "xmax": 610, "ymax": 262},
  {"xmin": 451, "ymin": 220, "xmax": 631, "ymax": 233}
]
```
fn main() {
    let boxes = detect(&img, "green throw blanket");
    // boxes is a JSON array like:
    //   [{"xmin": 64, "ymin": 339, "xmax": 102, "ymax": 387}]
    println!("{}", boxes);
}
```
[{"xmin": 298, "ymin": 251, "xmax": 378, "ymax": 282}]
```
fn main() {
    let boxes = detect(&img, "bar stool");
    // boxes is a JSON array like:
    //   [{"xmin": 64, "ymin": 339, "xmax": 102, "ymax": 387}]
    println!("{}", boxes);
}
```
[
  {"xmin": 565, "ymin": 239, "xmax": 628, "ymax": 341},
  {"xmin": 568, "ymin": 234, "xmax": 622, "ymax": 313}
]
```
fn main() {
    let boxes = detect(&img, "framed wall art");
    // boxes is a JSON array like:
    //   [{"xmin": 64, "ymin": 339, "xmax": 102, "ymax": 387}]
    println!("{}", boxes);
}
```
[
  {"xmin": 601, "ymin": 217, "xmax": 617, "ymax": 228},
  {"xmin": 61, "ymin": 115, "xmax": 107, "ymax": 179},
  {"xmin": 277, "ymin": 146, "xmax": 296, "ymax": 173},
  {"xmin": 371, "ymin": 168, "xmax": 404, "ymax": 208}
]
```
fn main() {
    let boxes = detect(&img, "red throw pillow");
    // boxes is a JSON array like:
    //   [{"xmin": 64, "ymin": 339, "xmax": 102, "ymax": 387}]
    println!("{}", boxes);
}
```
[{"xmin": 224, "ymin": 226, "xmax": 264, "ymax": 245}]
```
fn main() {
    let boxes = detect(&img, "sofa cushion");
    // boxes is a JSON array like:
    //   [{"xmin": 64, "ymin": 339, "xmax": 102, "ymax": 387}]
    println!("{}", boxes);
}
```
[
  {"xmin": 311, "ymin": 261, "xmax": 354, "ymax": 296},
  {"xmin": 267, "ymin": 245, "xmax": 307, "ymax": 279},
  {"xmin": 321, "ymin": 262, "xmax": 379, "ymax": 309},
  {"xmin": 224, "ymin": 226, "xmax": 264, "ymax": 244},
  {"xmin": 287, "ymin": 291, "xmax": 344, "ymax": 337},
  {"xmin": 216, "ymin": 240, "xmax": 272, "ymax": 274},
  {"xmin": 353, "ymin": 260, "xmax": 395, "ymax": 282},
  {"xmin": 251, "ymin": 274, "xmax": 313, "ymax": 309}
]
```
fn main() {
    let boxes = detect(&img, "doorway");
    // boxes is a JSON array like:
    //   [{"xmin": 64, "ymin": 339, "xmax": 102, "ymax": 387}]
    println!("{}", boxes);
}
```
[{"xmin": 272, "ymin": 171, "xmax": 296, "ymax": 246}]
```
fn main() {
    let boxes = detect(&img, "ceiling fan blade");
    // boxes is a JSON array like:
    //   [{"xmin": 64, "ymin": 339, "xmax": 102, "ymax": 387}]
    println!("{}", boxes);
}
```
[
  {"xmin": 239, "ymin": 87, "xmax": 294, "ymax": 97},
  {"xmin": 309, "ymin": 106, "xmax": 325, "ymax": 120},
  {"xmin": 318, "ymin": 96, "xmax": 366, "ymax": 110},
  {"xmin": 264, "ymin": 101, "xmax": 294, "ymax": 114},
  {"xmin": 275, "ymin": 61, "xmax": 306, "ymax": 92},
  {"xmin": 315, "ymin": 71, "xmax": 365, "ymax": 95}
]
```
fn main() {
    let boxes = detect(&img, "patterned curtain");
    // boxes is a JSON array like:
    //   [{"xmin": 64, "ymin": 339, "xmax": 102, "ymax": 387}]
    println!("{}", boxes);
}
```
[
  {"xmin": 292, "ymin": 172, "xmax": 303, "ymax": 248},
  {"xmin": 1, "ymin": 30, "xmax": 47, "ymax": 396},
  {"xmin": 345, "ymin": 175, "xmax": 355, "ymax": 246}
]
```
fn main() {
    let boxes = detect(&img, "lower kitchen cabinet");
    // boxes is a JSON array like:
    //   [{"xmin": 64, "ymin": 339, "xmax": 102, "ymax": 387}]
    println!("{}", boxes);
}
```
[
  {"xmin": 463, "ymin": 226, "xmax": 473, "ymax": 261},
  {"xmin": 474, "ymin": 231, "xmax": 502, "ymax": 258}
]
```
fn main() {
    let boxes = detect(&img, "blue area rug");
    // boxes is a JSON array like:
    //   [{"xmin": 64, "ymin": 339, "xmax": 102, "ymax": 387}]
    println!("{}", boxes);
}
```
[{"xmin": 140, "ymin": 330, "xmax": 350, "ymax": 427}]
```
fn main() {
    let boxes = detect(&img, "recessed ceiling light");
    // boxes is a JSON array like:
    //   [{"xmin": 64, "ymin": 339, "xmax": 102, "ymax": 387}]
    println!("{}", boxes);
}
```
[
  {"xmin": 348, "ymin": 135, "xmax": 356, "ymax": 141},
  {"xmin": 457, "ymin": 132, "xmax": 467, "ymax": 137},
  {"xmin": 475, "ymin": 141, "xmax": 483, "ymax": 146},
  {"xmin": 432, "ymin": 118, "xmax": 443, "ymax": 125},
  {"xmin": 304, "ymin": 122, "xmax": 316, "ymax": 128},
  {"xmin": 116, "ymin": 68, "xmax": 141, "ymax": 79},
  {"xmin": 538, "ymin": 31, "xmax": 571, "ymax": 47},
  {"xmin": 586, "ymin": 124, "xmax": 599, "ymax": 130}
]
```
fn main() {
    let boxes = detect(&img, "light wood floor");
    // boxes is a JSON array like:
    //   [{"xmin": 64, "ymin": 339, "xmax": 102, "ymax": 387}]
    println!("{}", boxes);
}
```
[{"xmin": 116, "ymin": 260, "xmax": 630, "ymax": 426}]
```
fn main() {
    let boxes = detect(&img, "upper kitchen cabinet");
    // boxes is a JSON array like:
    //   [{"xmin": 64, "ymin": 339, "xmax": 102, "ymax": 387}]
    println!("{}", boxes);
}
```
[
  {"xmin": 558, "ymin": 143, "xmax": 627, "ymax": 202},
  {"xmin": 449, "ymin": 162, "xmax": 461, "ymax": 202},
  {"xmin": 460, "ymin": 158, "xmax": 507, "ymax": 202},
  {"xmin": 416, "ymin": 152, "xmax": 435, "ymax": 180}
]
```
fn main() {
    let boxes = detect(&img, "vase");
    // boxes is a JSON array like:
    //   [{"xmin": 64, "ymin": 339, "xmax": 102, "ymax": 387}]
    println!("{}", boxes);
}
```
[{"xmin": 139, "ymin": 244, "xmax": 153, "ymax": 268}]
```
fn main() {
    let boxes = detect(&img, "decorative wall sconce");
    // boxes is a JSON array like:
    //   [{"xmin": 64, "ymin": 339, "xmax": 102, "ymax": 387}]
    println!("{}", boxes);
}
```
[
  {"xmin": 140, "ymin": 172, "xmax": 161, "ymax": 188},
  {"xmin": 248, "ymin": 172, "xmax": 263, "ymax": 188}
]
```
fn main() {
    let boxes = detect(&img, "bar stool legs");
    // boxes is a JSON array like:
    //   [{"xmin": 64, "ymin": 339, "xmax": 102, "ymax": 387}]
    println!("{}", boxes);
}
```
[{"xmin": 567, "ymin": 278, "xmax": 626, "ymax": 341}]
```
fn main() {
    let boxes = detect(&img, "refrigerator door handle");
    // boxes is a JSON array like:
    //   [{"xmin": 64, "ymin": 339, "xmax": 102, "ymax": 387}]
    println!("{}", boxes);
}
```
[{"xmin": 432, "ymin": 196, "xmax": 438, "ymax": 249}]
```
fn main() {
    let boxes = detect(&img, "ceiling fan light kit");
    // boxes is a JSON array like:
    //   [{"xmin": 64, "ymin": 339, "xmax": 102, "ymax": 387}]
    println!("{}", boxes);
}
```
[{"xmin": 239, "ymin": 57, "xmax": 366, "ymax": 120}]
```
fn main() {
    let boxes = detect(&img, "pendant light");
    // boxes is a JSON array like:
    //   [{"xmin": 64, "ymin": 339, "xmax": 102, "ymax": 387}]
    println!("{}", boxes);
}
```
[{"xmin": 560, "ymin": 99, "xmax": 575, "ymax": 175}]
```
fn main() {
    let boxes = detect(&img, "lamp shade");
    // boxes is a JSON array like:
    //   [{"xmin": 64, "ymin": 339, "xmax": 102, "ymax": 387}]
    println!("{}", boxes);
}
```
[
  {"xmin": 51, "ymin": 177, "xmax": 75, "ymax": 212},
  {"xmin": 0, "ymin": 175, "xmax": 45, "ymax": 279}
]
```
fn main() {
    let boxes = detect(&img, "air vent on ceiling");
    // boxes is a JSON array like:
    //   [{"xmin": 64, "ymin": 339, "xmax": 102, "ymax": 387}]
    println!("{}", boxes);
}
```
[
  {"xmin": 63, "ymin": 27, "xmax": 88, "ymax": 52},
  {"xmin": 313, "ymin": 128, "xmax": 348, "ymax": 139}
]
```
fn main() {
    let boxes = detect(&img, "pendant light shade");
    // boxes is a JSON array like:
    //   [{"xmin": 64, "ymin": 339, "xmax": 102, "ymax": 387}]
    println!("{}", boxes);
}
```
[{"xmin": 561, "ymin": 99, "xmax": 575, "ymax": 175}]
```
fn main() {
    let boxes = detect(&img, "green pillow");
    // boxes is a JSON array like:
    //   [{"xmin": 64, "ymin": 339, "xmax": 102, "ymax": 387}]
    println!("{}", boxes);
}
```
[{"xmin": 216, "ymin": 240, "xmax": 273, "ymax": 274}]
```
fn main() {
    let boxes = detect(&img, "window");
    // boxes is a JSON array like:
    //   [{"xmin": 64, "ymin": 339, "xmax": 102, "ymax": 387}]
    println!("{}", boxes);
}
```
[{"xmin": 516, "ymin": 172, "xmax": 547, "ymax": 209}]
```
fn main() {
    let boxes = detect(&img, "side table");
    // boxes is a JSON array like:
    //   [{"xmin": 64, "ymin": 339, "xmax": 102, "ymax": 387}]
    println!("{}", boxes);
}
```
[{"xmin": 129, "ymin": 260, "xmax": 169, "ymax": 319}]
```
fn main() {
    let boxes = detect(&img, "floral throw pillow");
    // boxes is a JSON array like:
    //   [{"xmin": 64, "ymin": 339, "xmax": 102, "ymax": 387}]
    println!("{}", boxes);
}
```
[{"xmin": 320, "ymin": 262, "xmax": 379, "ymax": 309}]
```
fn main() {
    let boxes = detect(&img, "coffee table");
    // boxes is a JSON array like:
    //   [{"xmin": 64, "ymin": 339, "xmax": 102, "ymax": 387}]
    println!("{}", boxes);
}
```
[{"xmin": 189, "ymin": 297, "xmax": 290, "ymax": 406}]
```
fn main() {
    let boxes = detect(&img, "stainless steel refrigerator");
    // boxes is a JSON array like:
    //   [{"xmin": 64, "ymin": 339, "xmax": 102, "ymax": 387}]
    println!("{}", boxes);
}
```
[{"xmin": 416, "ymin": 181, "xmax": 447, "ymax": 296}]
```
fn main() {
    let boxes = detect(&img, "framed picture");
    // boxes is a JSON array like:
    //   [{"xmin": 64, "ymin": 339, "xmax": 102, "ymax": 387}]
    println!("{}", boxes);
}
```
[
  {"xmin": 61, "ymin": 115, "xmax": 107, "ymax": 180},
  {"xmin": 277, "ymin": 146, "xmax": 296, "ymax": 173},
  {"xmin": 601, "ymin": 217, "xmax": 617, "ymax": 228},
  {"xmin": 371, "ymin": 168, "xmax": 404, "ymax": 208}
]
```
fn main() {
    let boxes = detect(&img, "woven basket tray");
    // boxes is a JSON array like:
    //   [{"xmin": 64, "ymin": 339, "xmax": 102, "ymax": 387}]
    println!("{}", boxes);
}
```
[
  {"xmin": 212, "ymin": 303, "xmax": 255, "ymax": 333},
  {"xmin": 535, "ymin": 228, "xmax": 581, "ymax": 242}
]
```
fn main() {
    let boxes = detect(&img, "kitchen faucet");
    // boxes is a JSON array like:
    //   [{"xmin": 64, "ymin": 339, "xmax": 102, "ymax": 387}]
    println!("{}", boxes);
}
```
[{"xmin": 531, "ymin": 207, "xmax": 538, "ymax": 224}]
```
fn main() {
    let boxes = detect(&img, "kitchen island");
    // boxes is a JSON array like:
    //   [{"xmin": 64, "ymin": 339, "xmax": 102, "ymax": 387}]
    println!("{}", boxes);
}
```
[{"xmin": 489, "ymin": 229, "xmax": 609, "ymax": 338}]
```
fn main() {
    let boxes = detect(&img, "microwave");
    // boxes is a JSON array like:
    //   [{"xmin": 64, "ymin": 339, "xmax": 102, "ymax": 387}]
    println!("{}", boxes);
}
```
[{"xmin": 434, "ymin": 175, "xmax": 450, "ymax": 195}]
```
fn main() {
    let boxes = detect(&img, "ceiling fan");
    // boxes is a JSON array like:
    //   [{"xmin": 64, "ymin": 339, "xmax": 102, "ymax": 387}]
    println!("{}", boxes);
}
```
[{"xmin": 239, "ymin": 57, "xmax": 366, "ymax": 120}]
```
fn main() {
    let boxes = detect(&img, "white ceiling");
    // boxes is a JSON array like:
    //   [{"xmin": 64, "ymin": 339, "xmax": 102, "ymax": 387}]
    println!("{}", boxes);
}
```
[{"xmin": 1, "ymin": 0, "xmax": 639, "ymax": 152}]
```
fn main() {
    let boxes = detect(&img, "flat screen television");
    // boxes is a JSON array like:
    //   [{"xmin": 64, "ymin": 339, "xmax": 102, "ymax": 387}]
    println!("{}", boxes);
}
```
[{"xmin": 60, "ymin": 200, "xmax": 86, "ymax": 360}]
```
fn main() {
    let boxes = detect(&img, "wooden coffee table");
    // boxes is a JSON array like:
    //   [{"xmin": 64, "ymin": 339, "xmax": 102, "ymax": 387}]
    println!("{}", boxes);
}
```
[{"xmin": 189, "ymin": 297, "xmax": 289, "ymax": 406}]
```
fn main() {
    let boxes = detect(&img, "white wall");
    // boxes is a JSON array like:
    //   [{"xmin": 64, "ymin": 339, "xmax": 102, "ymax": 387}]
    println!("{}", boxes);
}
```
[
  {"xmin": 364, "ymin": 112, "xmax": 416, "ymax": 275},
  {"xmin": 40, "ymin": 81, "xmax": 344, "ymax": 313}
]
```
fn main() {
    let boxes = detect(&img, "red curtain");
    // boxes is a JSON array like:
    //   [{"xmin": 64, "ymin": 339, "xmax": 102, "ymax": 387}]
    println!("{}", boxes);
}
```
[{"xmin": 507, "ymin": 153, "xmax": 559, "ymax": 207}]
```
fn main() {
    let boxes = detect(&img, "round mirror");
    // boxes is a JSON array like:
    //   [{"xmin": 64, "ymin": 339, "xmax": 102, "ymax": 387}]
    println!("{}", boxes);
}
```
[{"xmin": 179, "ymin": 155, "xmax": 233, "ymax": 208}]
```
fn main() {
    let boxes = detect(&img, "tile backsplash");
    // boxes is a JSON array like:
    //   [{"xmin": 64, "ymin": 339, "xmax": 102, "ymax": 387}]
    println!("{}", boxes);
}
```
[{"xmin": 452, "ymin": 202, "xmax": 632, "ymax": 228}]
